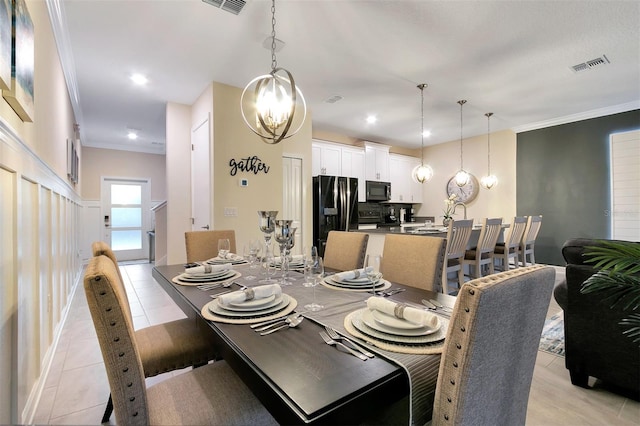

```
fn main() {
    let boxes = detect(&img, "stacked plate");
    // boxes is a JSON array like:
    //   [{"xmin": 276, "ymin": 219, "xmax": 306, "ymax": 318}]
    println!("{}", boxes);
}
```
[
  {"xmin": 270, "ymin": 256, "xmax": 305, "ymax": 270},
  {"xmin": 322, "ymin": 274, "xmax": 392, "ymax": 292},
  {"xmin": 206, "ymin": 254, "xmax": 248, "ymax": 265},
  {"xmin": 349, "ymin": 307, "xmax": 446, "ymax": 345},
  {"xmin": 207, "ymin": 292, "xmax": 293, "ymax": 319},
  {"xmin": 172, "ymin": 268, "xmax": 240, "ymax": 286}
]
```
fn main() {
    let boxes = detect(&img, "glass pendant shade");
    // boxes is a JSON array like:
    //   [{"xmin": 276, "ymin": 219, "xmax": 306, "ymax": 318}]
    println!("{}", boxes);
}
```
[
  {"xmin": 413, "ymin": 164, "xmax": 434, "ymax": 183},
  {"xmin": 455, "ymin": 169, "xmax": 470, "ymax": 186},
  {"xmin": 480, "ymin": 112, "xmax": 498, "ymax": 189},
  {"xmin": 240, "ymin": 0, "xmax": 306, "ymax": 144},
  {"xmin": 455, "ymin": 99, "xmax": 469, "ymax": 187}
]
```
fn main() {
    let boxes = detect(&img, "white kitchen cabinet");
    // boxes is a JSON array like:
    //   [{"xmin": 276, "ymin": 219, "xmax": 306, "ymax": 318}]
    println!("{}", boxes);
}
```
[
  {"xmin": 364, "ymin": 142, "xmax": 390, "ymax": 182},
  {"xmin": 389, "ymin": 154, "xmax": 423, "ymax": 203},
  {"xmin": 341, "ymin": 147, "xmax": 366, "ymax": 202},
  {"xmin": 312, "ymin": 141, "xmax": 342, "ymax": 176}
]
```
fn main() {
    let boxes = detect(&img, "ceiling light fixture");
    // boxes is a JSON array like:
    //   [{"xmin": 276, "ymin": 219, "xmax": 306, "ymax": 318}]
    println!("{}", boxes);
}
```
[
  {"xmin": 412, "ymin": 84, "xmax": 433, "ymax": 183},
  {"xmin": 481, "ymin": 112, "xmax": 498, "ymax": 189},
  {"xmin": 240, "ymin": 0, "xmax": 306, "ymax": 145},
  {"xmin": 454, "ymin": 99, "xmax": 470, "ymax": 187},
  {"xmin": 127, "ymin": 131, "xmax": 138, "ymax": 140},
  {"xmin": 366, "ymin": 115, "xmax": 377, "ymax": 124},
  {"xmin": 130, "ymin": 73, "xmax": 148, "ymax": 85}
]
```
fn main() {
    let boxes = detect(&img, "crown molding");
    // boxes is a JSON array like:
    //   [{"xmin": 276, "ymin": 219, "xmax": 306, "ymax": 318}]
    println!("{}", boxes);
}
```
[{"xmin": 512, "ymin": 101, "xmax": 640, "ymax": 133}]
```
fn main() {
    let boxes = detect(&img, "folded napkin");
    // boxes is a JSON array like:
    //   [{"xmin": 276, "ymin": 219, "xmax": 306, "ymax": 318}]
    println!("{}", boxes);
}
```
[
  {"xmin": 335, "ymin": 266, "xmax": 373, "ymax": 281},
  {"xmin": 273, "ymin": 255, "xmax": 304, "ymax": 263},
  {"xmin": 217, "ymin": 284, "xmax": 282, "ymax": 306},
  {"xmin": 185, "ymin": 263, "xmax": 231, "ymax": 275},
  {"xmin": 366, "ymin": 297, "xmax": 439, "ymax": 328}
]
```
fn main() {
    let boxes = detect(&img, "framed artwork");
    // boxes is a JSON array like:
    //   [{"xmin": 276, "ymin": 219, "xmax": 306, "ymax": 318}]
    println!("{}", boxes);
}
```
[
  {"xmin": 67, "ymin": 138, "xmax": 79, "ymax": 184},
  {"xmin": 2, "ymin": 0, "xmax": 33, "ymax": 122},
  {"xmin": 0, "ymin": 0, "xmax": 10, "ymax": 90}
]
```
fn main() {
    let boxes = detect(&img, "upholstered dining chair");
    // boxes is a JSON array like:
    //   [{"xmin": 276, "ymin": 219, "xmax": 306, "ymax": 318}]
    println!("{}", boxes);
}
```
[
  {"xmin": 91, "ymin": 241, "xmax": 220, "ymax": 423},
  {"xmin": 84, "ymin": 255, "xmax": 277, "ymax": 425},
  {"xmin": 442, "ymin": 219, "xmax": 474, "ymax": 295},
  {"xmin": 184, "ymin": 229, "xmax": 237, "ymax": 262},
  {"xmin": 431, "ymin": 265, "xmax": 555, "ymax": 425},
  {"xmin": 519, "ymin": 215, "xmax": 542, "ymax": 266},
  {"xmin": 323, "ymin": 231, "xmax": 369, "ymax": 271},
  {"xmin": 463, "ymin": 217, "xmax": 503, "ymax": 279},
  {"xmin": 380, "ymin": 234, "xmax": 446, "ymax": 291},
  {"xmin": 493, "ymin": 215, "xmax": 528, "ymax": 271}
]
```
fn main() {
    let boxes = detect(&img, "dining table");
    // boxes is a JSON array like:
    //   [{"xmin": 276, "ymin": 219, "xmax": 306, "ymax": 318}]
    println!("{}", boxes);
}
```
[{"xmin": 152, "ymin": 261, "xmax": 456, "ymax": 425}]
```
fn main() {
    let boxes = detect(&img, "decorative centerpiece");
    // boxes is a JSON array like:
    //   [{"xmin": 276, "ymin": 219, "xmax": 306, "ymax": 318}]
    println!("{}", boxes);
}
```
[{"xmin": 442, "ymin": 193, "xmax": 457, "ymax": 226}]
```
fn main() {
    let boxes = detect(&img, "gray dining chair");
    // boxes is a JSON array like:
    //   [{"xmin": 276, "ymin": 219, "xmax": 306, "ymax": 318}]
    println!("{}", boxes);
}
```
[
  {"xmin": 442, "ymin": 219, "xmax": 474, "ymax": 295},
  {"xmin": 463, "ymin": 217, "xmax": 503, "ymax": 278},
  {"xmin": 184, "ymin": 229, "xmax": 237, "ymax": 262},
  {"xmin": 323, "ymin": 231, "xmax": 369, "ymax": 271},
  {"xmin": 381, "ymin": 234, "xmax": 447, "ymax": 291},
  {"xmin": 494, "ymin": 215, "xmax": 528, "ymax": 271},
  {"xmin": 91, "ymin": 241, "xmax": 220, "ymax": 422},
  {"xmin": 431, "ymin": 265, "xmax": 555, "ymax": 425},
  {"xmin": 84, "ymin": 255, "xmax": 278, "ymax": 425}
]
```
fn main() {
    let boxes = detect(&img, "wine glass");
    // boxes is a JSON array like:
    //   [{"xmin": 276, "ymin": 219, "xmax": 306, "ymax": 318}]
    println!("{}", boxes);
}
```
[
  {"xmin": 304, "ymin": 257, "xmax": 324, "ymax": 312},
  {"xmin": 365, "ymin": 254, "xmax": 383, "ymax": 295},
  {"xmin": 257, "ymin": 210, "xmax": 278, "ymax": 253},
  {"xmin": 218, "ymin": 238, "xmax": 230, "ymax": 260},
  {"xmin": 302, "ymin": 246, "xmax": 319, "ymax": 287},
  {"xmin": 243, "ymin": 244, "xmax": 258, "ymax": 281},
  {"xmin": 274, "ymin": 220, "xmax": 295, "ymax": 285},
  {"xmin": 249, "ymin": 239, "xmax": 262, "ymax": 269},
  {"xmin": 260, "ymin": 246, "xmax": 277, "ymax": 284}
]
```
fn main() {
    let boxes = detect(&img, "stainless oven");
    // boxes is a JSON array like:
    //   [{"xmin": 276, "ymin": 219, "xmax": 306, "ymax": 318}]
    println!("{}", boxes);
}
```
[{"xmin": 365, "ymin": 180, "xmax": 391, "ymax": 202}]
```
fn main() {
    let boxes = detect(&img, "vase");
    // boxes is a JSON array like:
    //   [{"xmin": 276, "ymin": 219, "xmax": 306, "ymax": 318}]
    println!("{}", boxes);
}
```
[{"xmin": 443, "ymin": 218, "xmax": 452, "ymax": 227}]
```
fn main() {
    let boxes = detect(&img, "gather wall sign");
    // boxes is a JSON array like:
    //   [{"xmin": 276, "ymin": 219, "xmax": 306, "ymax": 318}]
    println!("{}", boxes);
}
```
[{"xmin": 229, "ymin": 155, "xmax": 270, "ymax": 176}]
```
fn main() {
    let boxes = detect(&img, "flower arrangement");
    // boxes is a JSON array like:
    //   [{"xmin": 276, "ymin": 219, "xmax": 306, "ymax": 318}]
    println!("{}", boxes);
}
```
[{"xmin": 443, "ymin": 193, "xmax": 458, "ymax": 219}]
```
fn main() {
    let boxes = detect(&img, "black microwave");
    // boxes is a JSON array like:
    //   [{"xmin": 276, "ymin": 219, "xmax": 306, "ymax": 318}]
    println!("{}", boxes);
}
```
[{"xmin": 366, "ymin": 180, "xmax": 391, "ymax": 202}]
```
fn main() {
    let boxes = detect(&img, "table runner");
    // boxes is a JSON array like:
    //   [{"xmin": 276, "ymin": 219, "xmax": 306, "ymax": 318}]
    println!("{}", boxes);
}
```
[{"xmin": 230, "ymin": 268, "xmax": 442, "ymax": 425}]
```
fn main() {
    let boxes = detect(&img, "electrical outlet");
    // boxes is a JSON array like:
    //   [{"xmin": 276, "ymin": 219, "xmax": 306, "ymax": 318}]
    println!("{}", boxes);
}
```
[{"xmin": 224, "ymin": 207, "xmax": 238, "ymax": 217}]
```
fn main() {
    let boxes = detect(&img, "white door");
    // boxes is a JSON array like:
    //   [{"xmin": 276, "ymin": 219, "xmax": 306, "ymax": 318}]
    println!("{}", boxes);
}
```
[
  {"xmin": 192, "ymin": 116, "xmax": 211, "ymax": 230},
  {"xmin": 101, "ymin": 178, "xmax": 150, "ymax": 261},
  {"xmin": 283, "ymin": 156, "xmax": 303, "ymax": 254}
]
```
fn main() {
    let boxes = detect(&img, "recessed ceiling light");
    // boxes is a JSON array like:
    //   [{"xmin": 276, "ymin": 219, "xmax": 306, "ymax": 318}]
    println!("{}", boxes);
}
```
[
  {"xmin": 422, "ymin": 130, "xmax": 431, "ymax": 138},
  {"xmin": 127, "ymin": 131, "xmax": 138, "ymax": 140},
  {"xmin": 130, "ymin": 73, "xmax": 148, "ymax": 85},
  {"xmin": 366, "ymin": 115, "xmax": 377, "ymax": 124}
]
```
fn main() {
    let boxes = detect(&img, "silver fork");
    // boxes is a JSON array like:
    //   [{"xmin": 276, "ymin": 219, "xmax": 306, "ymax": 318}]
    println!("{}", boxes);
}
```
[
  {"xmin": 318, "ymin": 331, "xmax": 368, "ymax": 361},
  {"xmin": 324, "ymin": 326, "xmax": 374, "ymax": 358}
]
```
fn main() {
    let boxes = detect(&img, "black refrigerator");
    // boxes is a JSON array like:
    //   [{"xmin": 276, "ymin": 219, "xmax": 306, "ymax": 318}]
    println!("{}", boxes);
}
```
[{"xmin": 313, "ymin": 176, "xmax": 359, "ymax": 257}]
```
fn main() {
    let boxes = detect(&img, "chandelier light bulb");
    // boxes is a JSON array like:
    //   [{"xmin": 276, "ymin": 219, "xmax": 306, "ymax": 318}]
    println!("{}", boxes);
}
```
[{"xmin": 256, "ymin": 78, "xmax": 292, "ymax": 130}]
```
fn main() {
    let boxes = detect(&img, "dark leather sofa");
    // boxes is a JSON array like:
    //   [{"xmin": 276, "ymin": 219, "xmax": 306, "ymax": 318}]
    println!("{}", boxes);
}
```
[{"xmin": 554, "ymin": 238, "xmax": 639, "ymax": 399}]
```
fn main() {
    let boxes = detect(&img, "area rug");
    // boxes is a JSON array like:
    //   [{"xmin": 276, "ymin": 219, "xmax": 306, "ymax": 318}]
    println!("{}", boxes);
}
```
[{"xmin": 539, "ymin": 311, "xmax": 565, "ymax": 356}]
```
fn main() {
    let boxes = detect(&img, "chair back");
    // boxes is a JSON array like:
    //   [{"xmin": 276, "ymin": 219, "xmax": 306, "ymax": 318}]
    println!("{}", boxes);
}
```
[
  {"xmin": 323, "ymin": 231, "xmax": 369, "ymax": 271},
  {"xmin": 522, "ymin": 215, "xmax": 542, "ymax": 247},
  {"xmin": 432, "ymin": 265, "xmax": 555, "ymax": 426},
  {"xmin": 504, "ymin": 216, "xmax": 528, "ymax": 252},
  {"xmin": 84, "ymin": 255, "xmax": 149, "ymax": 425},
  {"xmin": 445, "ymin": 220, "xmax": 474, "ymax": 260},
  {"xmin": 476, "ymin": 217, "xmax": 503, "ymax": 254},
  {"xmin": 381, "ymin": 234, "xmax": 446, "ymax": 291},
  {"xmin": 91, "ymin": 241, "xmax": 132, "ymax": 322},
  {"xmin": 184, "ymin": 230, "xmax": 237, "ymax": 263}
]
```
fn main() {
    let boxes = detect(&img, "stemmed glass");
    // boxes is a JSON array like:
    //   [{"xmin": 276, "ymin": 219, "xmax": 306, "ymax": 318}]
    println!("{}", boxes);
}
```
[
  {"xmin": 274, "ymin": 220, "xmax": 295, "ymax": 285},
  {"xmin": 260, "ymin": 246, "xmax": 277, "ymax": 284},
  {"xmin": 302, "ymin": 246, "xmax": 319, "ymax": 287},
  {"xmin": 304, "ymin": 257, "xmax": 324, "ymax": 312},
  {"xmin": 217, "ymin": 238, "xmax": 230, "ymax": 260},
  {"xmin": 257, "ymin": 210, "xmax": 278, "ymax": 253},
  {"xmin": 365, "ymin": 254, "xmax": 383, "ymax": 295},
  {"xmin": 243, "ymin": 241, "xmax": 261, "ymax": 281}
]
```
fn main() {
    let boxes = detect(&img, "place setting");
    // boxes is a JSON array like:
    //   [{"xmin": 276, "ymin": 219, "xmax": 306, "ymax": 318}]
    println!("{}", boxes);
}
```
[
  {"xmin": 172, "ymin": 262, "xmax": 241, "ymax": 286},
  {"xmin": 321, "ymin": 266, "xmax": 392, "ymax": 293},
  {"xmin": 203, "ymin": 238, "xmax": 249, "ymax": 265},
  {"xmin": 343, "ymin": 297, "xmax": 449, "ymax": 355},
  {"xmin": 201, "ymin": 283, "xmax": 298, "ymax": 324}
]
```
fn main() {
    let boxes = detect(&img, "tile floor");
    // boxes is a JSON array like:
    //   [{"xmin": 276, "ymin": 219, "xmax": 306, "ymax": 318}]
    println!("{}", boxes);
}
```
[{"xmin": 33, "ymin": 263, "xmax": 639, "ymax": 425}]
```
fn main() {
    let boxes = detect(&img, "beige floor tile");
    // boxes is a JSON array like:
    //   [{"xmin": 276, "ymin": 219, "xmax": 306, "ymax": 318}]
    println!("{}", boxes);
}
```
[
  {"xmin": 32, "ymin": 386, "xmax": 56, "ymax": 424},
  {"xmin": 48, "ymin": 403, "xmax": 114, "ymax": 425},
  {"xmin": 49, "ymin": 363, "xmax": 109, "ymax": 419},
  {"xmin": 619, "ymin": 398, "xmax": 640, "ymax": 423},
  {"xmin": 62, "ymin": 338, "xmax": 103, "ymax": 371},
  {"xmin": 144, "ymin": 304, "xmax": 186, "ymax": 325}
]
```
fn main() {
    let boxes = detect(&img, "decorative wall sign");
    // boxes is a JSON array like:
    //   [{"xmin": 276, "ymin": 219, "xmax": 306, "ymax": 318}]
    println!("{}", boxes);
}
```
[
  {"xmin": 229, "ymin": 155, "xmax": 270, "ymax": 176},
  {"xmin": 2, "ymin": 0, "xmax": 34, "ymax": 122},
  {"xmin": 0, "ymin": 0, "xmax": 10, "ymax": 91}
]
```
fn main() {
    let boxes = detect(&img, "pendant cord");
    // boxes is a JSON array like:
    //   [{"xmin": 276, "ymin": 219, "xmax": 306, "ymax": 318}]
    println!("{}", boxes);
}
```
[
  {"xmin": 486, "ymin": 112, "xmax": 493, "ymax": 174},
  {"xmin": 419, "ymin": 84, "xmax": 425, "ymax": 166},
  {"xmin": 458, "ymin": 100, "xmax": 466, "ymax": 171},
  {"xmin": 270, "ymin": 0, "xmax": 277, "ymax": 71}
]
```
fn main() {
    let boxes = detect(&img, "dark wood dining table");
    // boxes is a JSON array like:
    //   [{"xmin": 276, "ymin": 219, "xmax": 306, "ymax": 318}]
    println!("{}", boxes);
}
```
[{"xmin": 152, "ymin": 263, "xmax": 456, "ymax": 425}]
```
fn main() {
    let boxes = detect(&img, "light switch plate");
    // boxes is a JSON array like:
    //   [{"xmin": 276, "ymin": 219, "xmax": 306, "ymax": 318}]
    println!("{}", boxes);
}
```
[{"xmin": 224, "ymin": 207, "xmax": 238, "ymax": 217}]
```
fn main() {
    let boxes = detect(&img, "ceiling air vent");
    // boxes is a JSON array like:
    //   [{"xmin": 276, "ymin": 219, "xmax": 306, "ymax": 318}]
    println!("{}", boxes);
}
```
[
  {"xmin": 202, "ymin": 0, "xmax": 246, "ymax": 15},
  {"xmin": 325, "ymin": 95, "xmax": 344, "ymax": 104},
  {"xmin": 571, "ymin": 55, "xmax": 610, "ymax": 73}
]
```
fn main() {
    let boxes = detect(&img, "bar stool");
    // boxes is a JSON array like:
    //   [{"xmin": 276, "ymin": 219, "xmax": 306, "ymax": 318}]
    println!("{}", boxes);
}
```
[{"xmin": 463, "ymin": 217, "xmax": 503, "ymax": 278}]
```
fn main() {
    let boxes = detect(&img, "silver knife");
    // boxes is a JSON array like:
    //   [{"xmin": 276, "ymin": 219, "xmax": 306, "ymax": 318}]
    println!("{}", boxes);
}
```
[
  {"xmin": 429, "ymin": 299, "xmax": 453, "ymax": 312},
  {"xmin": 421, "ymin": 299, "xmax": 437, "ymax": 310}
]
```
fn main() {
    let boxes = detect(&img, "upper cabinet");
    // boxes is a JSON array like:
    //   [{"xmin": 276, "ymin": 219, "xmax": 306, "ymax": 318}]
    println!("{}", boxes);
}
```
[
  {"xmin": 341, "ymin": 147, "xmax": 366, "ymax": 202},
  {"xmin": 312, "ymin": 141, "xmax": 342, "ymax": 176},
  {"xmin": 364, "ymin": 142, "xmax": 390, "ymax": 182},
  {"xmin": 389, "ymin": 154, "xmax": 423, "ymax": 203}
]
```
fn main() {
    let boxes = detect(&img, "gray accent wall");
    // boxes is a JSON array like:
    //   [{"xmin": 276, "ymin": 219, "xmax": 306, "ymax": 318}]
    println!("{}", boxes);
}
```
[{"xmin": 516, "ymin": 109, "xmax": 640, "ymax": 265}]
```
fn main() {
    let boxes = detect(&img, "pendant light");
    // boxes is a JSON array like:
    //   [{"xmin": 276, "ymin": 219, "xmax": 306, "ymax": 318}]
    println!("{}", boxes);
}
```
[
  {"xmin": 240, "ymin": 0, "xmax": 306, "ymax": 144},
  {"xmin": 412, "ymin": 83, "xmax": 433, "ymax": 183},
  {"xmin": 454, "ymin": 100, "xmax": 470, "ymax": 187},
  {"xmin": 481, "ymin": 112, "xmax": 498, "ymax": 189}
]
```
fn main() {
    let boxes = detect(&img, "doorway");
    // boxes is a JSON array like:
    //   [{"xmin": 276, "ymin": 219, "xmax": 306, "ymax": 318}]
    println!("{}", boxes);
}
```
[{"xmin": 101, "ymin": 177, "xmax": 150, "ymax": 261}]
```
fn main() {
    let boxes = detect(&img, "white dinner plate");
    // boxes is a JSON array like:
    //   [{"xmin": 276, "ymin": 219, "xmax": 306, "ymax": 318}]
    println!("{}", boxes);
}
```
[
  {"xmin": 182, "ymin": 269, "xmax": 232, "ymax": 279},
  {"xmin": 324, "ymin": 276, "xmax": 386, "ymax": 289},
  {"xmin": 172, "ymin": 270, "xmax": 240, "ymax": 286},
  {"xmin": 361, "ymin": 309, "xmax": 440, "ymax": 336},
  {"xmin": 352, "ymin": 308, "xmax": 446, "ymax": 344},
  {"xmin": 222, "ymin": 294, "xmax": 281, "ymax": 312},
  {"xmin": 209, "ymin": 294, "xmax": 291, "ymax": 318},
  {"xmin": 177, "ymin": 270, "xmax": 236, "ymax": 282},
  {"xmin": 370, "ymin": 310, "xmax": 428, "ymax": 330}
]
